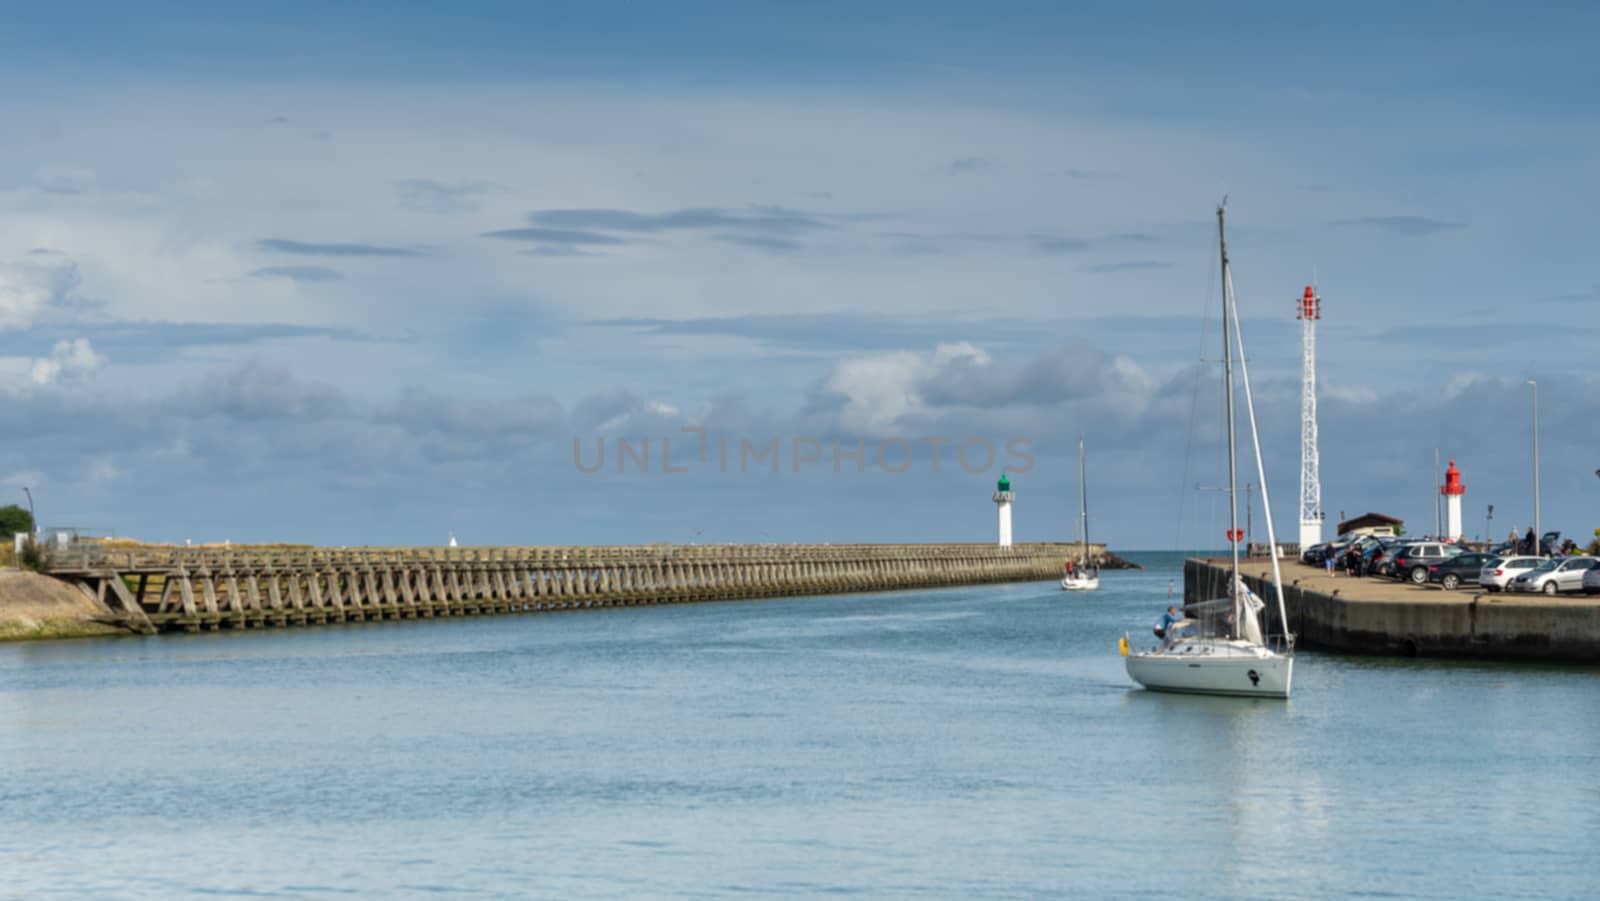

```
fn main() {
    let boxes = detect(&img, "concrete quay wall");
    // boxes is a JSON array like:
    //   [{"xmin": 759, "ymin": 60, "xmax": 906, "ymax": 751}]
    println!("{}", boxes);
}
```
[
  {"xmin": 1186, "ymin": 558, "xmax": 1600, "ymax": 662},
  {"xmin": 38, "ymin": 542, "xmax": 1109, "ymax": 636}
]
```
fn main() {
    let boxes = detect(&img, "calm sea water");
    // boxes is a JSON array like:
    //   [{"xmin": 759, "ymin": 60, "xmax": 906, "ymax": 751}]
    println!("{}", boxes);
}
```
[{"xmin": 2, "ymin": 551, "xmax": 1596, "ymax": 899}]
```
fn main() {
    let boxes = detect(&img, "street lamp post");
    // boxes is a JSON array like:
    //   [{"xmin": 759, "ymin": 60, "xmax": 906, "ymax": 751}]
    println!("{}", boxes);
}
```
[
  {"xmin": 21, "ymin": 486, "xmax": 37, "ymax": 537},
  {"xmin": 1529, "ymin": 379, "xmax": 1540, "ymax": 554},
  {"xmin": 1486, "ymin": 504, "xmax": 1493, "ymax": 549},
  {"xmin": 1245, "ymin": 482, "xmax": 1254, "ymax": 554}
]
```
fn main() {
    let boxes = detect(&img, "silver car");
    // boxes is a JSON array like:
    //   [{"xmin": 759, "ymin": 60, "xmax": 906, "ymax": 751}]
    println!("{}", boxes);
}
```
[
  {"xmin": 1510, "ymin": 557, "xmax": 1600, "ymax": 595},
  {"xmin": 1584, "ymin": 565, "xmax": 1600, "ymax": 596}
]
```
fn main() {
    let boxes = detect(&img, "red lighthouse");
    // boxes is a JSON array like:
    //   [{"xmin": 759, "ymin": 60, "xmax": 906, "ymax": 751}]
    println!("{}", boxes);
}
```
[{"xmin": 1440, "ymin": 460, "xmax": 1465, "ymax": 541}]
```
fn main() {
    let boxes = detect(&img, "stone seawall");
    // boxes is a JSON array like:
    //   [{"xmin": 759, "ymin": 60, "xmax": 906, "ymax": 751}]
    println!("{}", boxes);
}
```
[
  {"xmin": 1186, "ymin": 557, "xmax": 1600, "ymax": 662},
  {"xmin": 31, "ymin": 542, "xmax": 1123, "ymax": 636}
]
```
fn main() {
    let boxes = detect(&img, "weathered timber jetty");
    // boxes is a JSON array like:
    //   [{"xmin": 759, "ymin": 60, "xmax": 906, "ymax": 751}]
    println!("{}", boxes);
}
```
[
  {"xmin": 43, "ymin": 542, "xmax": 1118, "ymax": 635},
  {"xmin": 1187, "ymin": 557, "xmax": 1600, "ymax": 662}
]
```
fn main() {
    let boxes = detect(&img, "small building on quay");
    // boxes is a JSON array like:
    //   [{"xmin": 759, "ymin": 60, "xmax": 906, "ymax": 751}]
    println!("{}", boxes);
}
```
[{"xmin": 1336, "ymin": 512, "xmax": 1404, "ymax": 538}]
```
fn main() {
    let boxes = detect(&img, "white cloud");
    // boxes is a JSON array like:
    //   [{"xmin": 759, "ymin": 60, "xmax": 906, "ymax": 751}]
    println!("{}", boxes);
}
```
[
  {"xmin": 0, "ymin": 260, "xmax": 79, "ymax": 330},
  {"xmin": 819, "ymin": 341, "xmax": 994, "ymax": 434},
  {"xmin": 35, "ymin": 167, "xmax": 97, "ymax": 195},
  {"xmin": 1323, "ymin": 382, "xmax": 1380, "ymax": 404},
  {"xmin": 30, "ymin": 337, "xmax": 107, "ymax": 386},
  {"xmin": 595, "ymin": 398, "xmax": 682, "ymax": 432},
  {"xmin": 87, "ymin": 458, "xmax": 121, "ymax": 482},
  {"xmin": 1441, "ymin": 372, "xmax": 1489, "ymax": 401}
]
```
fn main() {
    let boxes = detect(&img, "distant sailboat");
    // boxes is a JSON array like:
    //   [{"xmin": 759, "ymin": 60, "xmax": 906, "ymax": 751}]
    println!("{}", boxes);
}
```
[
  {"xmin": 1123, "ymin": 204, "xmax": 1294, "ymax": 698},
  {"xmin": 1061, "ymin": 437, "xmax": 1100, "ymax": 591}
]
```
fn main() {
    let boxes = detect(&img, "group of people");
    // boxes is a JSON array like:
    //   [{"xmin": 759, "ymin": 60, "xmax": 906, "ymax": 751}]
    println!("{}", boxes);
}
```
[
  {"xmin": 1510, "ymin": 528, "xmax": 1540, "ymax": 555},
  {"xmin": 1324, "ymin": 543, "xmax": 1373, "ymax": 577},
  {"xmin": 1505, "ymin": 528, "xmax": 1578, "ymax": 556}
]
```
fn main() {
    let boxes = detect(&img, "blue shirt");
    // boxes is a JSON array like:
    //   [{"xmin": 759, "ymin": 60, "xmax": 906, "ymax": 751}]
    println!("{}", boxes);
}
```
[{"xmin": 1159, "ymin": 610, "xmax": 1182, "ymax": 630}]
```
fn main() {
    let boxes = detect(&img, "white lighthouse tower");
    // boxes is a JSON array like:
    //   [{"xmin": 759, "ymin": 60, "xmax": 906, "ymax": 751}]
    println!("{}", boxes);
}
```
[
  {"xmin": 1441, "ymin": 459, "xmax": 1465, "ymax": 542},
  {"xmin": 993, "ymin": 473, "xmax": 1014, "ymax": 547}
]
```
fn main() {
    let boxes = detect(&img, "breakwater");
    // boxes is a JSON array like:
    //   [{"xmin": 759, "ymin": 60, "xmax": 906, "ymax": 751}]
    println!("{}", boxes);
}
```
[
  {"xmin": 1186, "ymin": 557, "xmax": 1600, "ymax": 662},
  {"xmin": 40, "ymin": 542, "xmax": 1118, "ymax": 635}
]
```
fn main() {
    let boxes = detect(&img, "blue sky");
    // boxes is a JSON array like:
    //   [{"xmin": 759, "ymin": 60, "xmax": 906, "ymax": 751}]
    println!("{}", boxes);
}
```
[{"xmin": 1, "ymin": 2, "xmax": 1595, "ymax": 548}]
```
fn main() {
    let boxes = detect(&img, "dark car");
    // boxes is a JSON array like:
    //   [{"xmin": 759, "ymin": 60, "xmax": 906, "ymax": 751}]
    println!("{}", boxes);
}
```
[
  {"xmin": 1371, "ymin": 538, "xmax": 1419, "ymax": 577},
  {"xmin": 1391, "ymin": 542, "xmax": 1464, "ymax": 584},
  {"xmin": 1426, "ymin": 552, "xmax": 1498, "ymax": 590},
  {"xmin": 1303, "ymin": 538, "xmax": 1355, "ymax": 567},
  {"xmin": 1542, "ymin": 531, "xmax": 1562, "ymax": 556}
]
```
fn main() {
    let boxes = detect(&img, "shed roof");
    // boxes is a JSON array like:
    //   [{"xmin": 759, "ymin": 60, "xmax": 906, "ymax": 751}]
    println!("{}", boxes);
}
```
[{"xmin": 1336, "ymin": 512, "xmax": 1404, "ymax": 534}]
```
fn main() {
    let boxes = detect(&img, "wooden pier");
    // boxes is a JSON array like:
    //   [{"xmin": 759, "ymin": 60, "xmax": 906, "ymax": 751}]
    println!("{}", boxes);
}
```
[{"xmin": 44, "ymin": 542, "xmax": 1106, "ymax": 635}]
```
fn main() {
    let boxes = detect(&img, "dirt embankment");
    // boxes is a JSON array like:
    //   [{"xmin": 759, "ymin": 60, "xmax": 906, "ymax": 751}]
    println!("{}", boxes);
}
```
[{"xmin": 0, "ymin": 570, "xmax": 124, "ymax": 641}]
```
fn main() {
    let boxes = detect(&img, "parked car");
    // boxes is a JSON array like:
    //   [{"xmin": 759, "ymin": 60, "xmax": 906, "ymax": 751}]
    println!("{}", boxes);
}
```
[
  {"xmin": 1391, "ymin": 542, "xmax": 1465, "ymax": 584},
  {"xmin": 1352, "ymin": 535, "xmax": 1397, "ymax": 574},
  {"xmin": 1584, "ymin": 565, "xmax": 1600, "ymax": 596},
  {"xmin": 1542, "ymin": 531, "xmax": 1562, "ymax": 556},
  {"xmin": 1426, "ymin": 552, "xmax": 1498, "ymax": 590},
  {"xmin": 1509, "ymin": 531, "xmax": 1564, "ymax": 556},
  {"xmin": 1303, "ymin": 537, "xmax": 1357, "ymax": 567},
  {"xmin": 1480, "ymin": 556, "xmax": 1545, "ymax": 592},
  {"xmin": 1510, "ymin": 557, "xmax": 1600, "ymax": 595},
  {"xmin": 1370, "ymin": 538, "xmax": 1419, "ymax": 577}
]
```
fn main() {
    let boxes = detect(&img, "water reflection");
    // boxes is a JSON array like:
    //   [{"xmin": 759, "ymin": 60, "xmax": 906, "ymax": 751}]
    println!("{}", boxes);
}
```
[{"xmin": 1, "ymin": 553, "xmax": 1595, "ymax": 899}]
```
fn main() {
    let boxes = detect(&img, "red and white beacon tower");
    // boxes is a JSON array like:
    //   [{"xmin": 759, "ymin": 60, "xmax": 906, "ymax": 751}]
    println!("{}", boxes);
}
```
[
  {"xmin": 1441, "ymin": 460, "xmax": 1465, "ymax": 542},
  {"xmin": 1297, "ymin": 286, "xmax": 1324, "ymax": 550}
]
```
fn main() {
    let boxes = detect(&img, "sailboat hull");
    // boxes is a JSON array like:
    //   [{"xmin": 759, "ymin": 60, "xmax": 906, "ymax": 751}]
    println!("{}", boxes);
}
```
[
  {"xmin": 1125, "ymin": 643, "xmax": 1292, "ymax": 699},
  {"xmin": 1060, "ymin": 575, "xmax": 1099, "ymax": 591}
]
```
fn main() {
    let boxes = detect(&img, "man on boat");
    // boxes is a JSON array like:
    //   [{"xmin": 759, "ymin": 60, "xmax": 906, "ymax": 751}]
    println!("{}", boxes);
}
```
[{"xmin": 1154, "ymin": 605, "xmax": 1182, "ymax": 640}]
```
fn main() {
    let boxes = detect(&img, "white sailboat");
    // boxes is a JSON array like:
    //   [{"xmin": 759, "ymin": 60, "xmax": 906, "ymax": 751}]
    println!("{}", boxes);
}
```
[
  {"xmin": 1123, "ymin": 203, "xmax": 1295, "ymax": 699},
  {"xmin": 1061, "ymin": 436, "xmax": 1100, "ymax": 591}
]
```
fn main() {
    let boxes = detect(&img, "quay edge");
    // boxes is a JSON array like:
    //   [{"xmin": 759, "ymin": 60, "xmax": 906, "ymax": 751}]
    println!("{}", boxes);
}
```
[{"xmin": 1187, "ymin": 557, "xmax": 1600, "ymax": 663}]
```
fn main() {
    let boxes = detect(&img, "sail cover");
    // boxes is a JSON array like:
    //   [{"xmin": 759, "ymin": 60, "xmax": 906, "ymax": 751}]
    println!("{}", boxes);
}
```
[
  {"xmin": 1231, "ymin": 573, "xmax": 1266, "ymax": 645},
  {"xmin": 1181, "ymin": 576, "xmax": 1267, "ymax": 644}
]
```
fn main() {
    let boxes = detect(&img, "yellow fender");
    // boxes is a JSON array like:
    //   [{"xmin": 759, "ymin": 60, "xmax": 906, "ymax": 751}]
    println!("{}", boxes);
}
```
[{"xmin": 1118, "ymin": 634, "xmax": 1130, "ymax": 657}]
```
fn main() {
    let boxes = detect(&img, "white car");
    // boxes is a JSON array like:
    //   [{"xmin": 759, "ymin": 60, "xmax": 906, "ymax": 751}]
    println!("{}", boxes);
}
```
[
  {"xmin": 1510, "ymin": 557, "xmax": 1600, "ymax": 595},
  {"xmin": 1584, "ymin": 565, "xmax": 1600, "ymax": 596},
  {"xmin": 1479, "ymin": 556, "xmax": 1544, "ymax": 592}
]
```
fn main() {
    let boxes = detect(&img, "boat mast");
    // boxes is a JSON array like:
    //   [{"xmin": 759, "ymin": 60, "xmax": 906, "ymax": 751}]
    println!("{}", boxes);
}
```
[
  {"xmin": 1219, "ymin": 204, "xmax": 1241, "ymax": 633},
  {"xmin": 1226, "ymin": 261, "xmax": 1295, "ymax": 652},
  {"xmin": 1079, "ymin": 436, "xmax": 1089, "ymax": 567}
]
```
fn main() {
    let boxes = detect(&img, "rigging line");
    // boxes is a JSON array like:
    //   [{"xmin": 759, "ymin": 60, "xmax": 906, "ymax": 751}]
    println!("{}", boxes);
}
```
[
  {"xmin": 1174, "ymin": 236, "xmax": 1221, "ymax": 556},
  {"xmin": 1225, "ymin": 265, "xmax": 1292, "ymax": 649}
]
